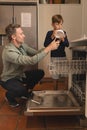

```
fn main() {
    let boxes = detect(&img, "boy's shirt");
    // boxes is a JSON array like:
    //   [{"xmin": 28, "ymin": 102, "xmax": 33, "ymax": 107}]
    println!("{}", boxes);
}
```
[{"xmin": 44, "ymin": 30, "xmax": 69, "ymax": 57}]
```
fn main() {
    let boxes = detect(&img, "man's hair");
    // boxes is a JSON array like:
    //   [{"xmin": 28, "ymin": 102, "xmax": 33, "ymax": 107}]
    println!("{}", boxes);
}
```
[
  {"xmin": 5, "ymin": 24, "xmax": 21, "ymax": 42},
  {"xmin": 52, "ymin": 14, "xmax": 63, "ymax": 24}
]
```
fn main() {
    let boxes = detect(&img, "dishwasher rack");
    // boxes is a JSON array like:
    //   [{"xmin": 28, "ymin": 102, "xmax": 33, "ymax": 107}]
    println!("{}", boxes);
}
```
[
  {"xmin": 49, "ymin": 58, "xmax": 87, "ymax": 79},
  {"xmin": 49, "ymin": 58, "xmax": 87, "ymax": 105}
]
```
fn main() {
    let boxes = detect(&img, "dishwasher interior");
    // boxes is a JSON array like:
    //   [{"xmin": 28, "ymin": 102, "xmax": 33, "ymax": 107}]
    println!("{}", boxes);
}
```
[{"xmin": 25, "ymin": 42, "xmax": 87, "ymax": 117}]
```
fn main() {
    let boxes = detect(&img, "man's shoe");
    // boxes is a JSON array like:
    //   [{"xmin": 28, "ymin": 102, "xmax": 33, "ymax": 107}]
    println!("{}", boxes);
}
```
[
  {"xmin": 5, "ymin": 96, "xmax": 19, "ymax": 108},
  {"xmin": 9, "ymin": 102, "xmax": 19, "ymax": 107},
  {"xmin": 28, "ymin": 91, "xmax": 34, "ymax": 99},
  {"xmin": 21, "ymin": 96, "xmax": 28, "ymax": 100},
  {"xmin": 21, "ymin": 91, "xmax": 34, "ymax": 100}
]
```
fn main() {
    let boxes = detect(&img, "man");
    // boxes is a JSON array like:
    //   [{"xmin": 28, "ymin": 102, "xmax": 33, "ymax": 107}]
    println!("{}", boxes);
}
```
[{"xmin": 1, "ymin": 24, "xmax": 59, "ymax": 107}]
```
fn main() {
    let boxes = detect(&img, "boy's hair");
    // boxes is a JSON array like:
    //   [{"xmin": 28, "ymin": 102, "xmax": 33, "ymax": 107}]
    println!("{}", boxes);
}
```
[
  {"xmin": 52, "ymin": 14, "xmax": 63, "ymax": 24},
  {"xmin": 5, "ymin": 24, "xmax": 21, "ymax": 42}
]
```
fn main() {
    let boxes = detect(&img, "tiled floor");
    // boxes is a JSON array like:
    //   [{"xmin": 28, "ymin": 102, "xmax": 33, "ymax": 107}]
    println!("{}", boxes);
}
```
[{"xmin": 0, "ymin": 82, "xmax": 87, "ymax": 130}]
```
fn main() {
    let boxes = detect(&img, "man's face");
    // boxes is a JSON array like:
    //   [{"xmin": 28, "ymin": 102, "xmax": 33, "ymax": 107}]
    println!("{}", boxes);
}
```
[
  {"xmin": 52, "ymin": 21, "xmax": 63, "ymax": 30},
  {"xmin": 12, "ymin": 27, "xmax": 25, "ymax": 44}
]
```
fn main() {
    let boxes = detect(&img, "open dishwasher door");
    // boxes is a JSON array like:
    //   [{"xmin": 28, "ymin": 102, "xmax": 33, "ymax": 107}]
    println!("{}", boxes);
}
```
[{"xmin": 24, "ymin": 90, "xmax": 84, "ymax": 116}]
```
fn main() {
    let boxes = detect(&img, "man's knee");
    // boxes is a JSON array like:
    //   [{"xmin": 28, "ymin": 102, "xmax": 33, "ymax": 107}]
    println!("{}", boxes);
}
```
[
  {"xmin": 38, "ymin": 69, "xmax": 45, "ymax": 78},
  {"xmin": 14, "ymin": 86, "xmax": 27, "ymax": 96}
]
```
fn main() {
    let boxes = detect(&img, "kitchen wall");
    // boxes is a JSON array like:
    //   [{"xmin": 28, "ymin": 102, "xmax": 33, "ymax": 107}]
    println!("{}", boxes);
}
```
[{"xmin": 38, "ymin": 0, "xmax": 87, "ymax": 77}]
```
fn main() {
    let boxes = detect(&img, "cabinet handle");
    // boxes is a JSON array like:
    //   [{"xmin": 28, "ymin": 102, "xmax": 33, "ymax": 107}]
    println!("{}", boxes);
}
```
[
  {"xmin": 12, "ymin": 17, "xmax": 16, "ymax": 24},
  {"xmin": 14, "ymin": 17, "xmax": 16, "ymax": 24},
  {"xmin": 12, "ymin": 17, "xmax": 14, "ymax": 24}
]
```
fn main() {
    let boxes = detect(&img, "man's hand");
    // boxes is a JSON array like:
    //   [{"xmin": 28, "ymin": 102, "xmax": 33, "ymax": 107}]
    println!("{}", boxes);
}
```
[{"xmin": 44, "ymin": 39, "xmax": 60, "ymax": 53}]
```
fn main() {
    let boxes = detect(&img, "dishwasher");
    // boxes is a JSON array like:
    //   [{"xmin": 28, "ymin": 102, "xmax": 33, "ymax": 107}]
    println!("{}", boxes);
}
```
[{"xmin": 25, "ymin": 39, "xmax": 87, "ymax": 120}]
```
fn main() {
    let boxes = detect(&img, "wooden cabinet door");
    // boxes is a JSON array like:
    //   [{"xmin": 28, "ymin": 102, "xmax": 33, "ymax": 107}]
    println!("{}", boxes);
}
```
[
  {"xmin": 14, "ymin": 5, "xmax": 38, "ymax": 50},
  {"xmin": 0, "ymin": 5, "xmax": 13, "ymax": 34}
]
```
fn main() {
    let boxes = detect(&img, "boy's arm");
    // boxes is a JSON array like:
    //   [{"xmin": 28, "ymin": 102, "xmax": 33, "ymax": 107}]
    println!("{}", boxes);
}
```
[
  {"xmin": 61, "ymin": 32, "xmax": 69, "ymax": 47},
  {"xmin": 44, "ymin": 31, "xmax": 53, "ymax": 47}
]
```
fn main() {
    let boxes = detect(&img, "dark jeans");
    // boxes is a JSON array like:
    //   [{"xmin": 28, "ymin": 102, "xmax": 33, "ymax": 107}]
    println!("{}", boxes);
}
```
[{"xmin": 4, "ymin": 69, "xmax": 44, "ymax": 102}]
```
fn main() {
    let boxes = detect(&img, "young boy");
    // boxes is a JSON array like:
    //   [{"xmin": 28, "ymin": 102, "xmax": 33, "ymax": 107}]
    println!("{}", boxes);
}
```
[{"xmin": 44, "ymin": 14, "xmax": 69, "ymax": 58}]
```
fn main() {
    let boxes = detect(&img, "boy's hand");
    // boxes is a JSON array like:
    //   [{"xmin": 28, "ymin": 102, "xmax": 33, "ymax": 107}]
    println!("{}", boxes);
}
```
[
  {"xmin": 53, "ymin": 30, "xmax": 65, "ymax": 42},
  {"xmin": 51, "ymin": 30, "xmax": 58, "ymax": 39}
]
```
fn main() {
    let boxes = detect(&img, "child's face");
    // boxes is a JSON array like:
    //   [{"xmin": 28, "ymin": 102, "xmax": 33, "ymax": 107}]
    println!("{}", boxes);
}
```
[{"xmin": 52, "ymin": 21, "xmax": 63, "ymax": 30}]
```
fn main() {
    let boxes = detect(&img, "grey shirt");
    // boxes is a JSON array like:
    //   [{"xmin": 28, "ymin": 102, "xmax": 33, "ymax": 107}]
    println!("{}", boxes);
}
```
[{"xmin": 1, "ymin": 42, "xmax": 47, "ymax": 81}]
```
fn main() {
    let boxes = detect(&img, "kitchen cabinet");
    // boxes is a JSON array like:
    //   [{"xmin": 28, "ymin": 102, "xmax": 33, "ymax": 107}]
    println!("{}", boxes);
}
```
[
  {"xmin": 0, "ymin": 5, "xmax": 13, "ymax": 35},
  {"xmin": 60, "ymin": 4, "xmax": 82, "ymax": 40},
  {"xmin": 0, "ymin": 5, "xmax": 37, "ymax": 49},
  {"xmin": 84, "ymin": 0, "xmax": 87, "ymax": 36},
  {"xmin": 14, "ymin": 5, "xmax": 37, "ymax": 49}
]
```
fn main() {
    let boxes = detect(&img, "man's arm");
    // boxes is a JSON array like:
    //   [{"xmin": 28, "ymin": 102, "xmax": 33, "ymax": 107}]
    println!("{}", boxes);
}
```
[
  {"xmin": 5, "ymin": 49, "xmax": 47, "ymax": 65},
  {"xmin": 23, "ymin": 43, "xmax": 38, "ymax": 56},
  {"xmin": 4, "ymin": 39, "xmax": 59, "ymax": 65}
]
